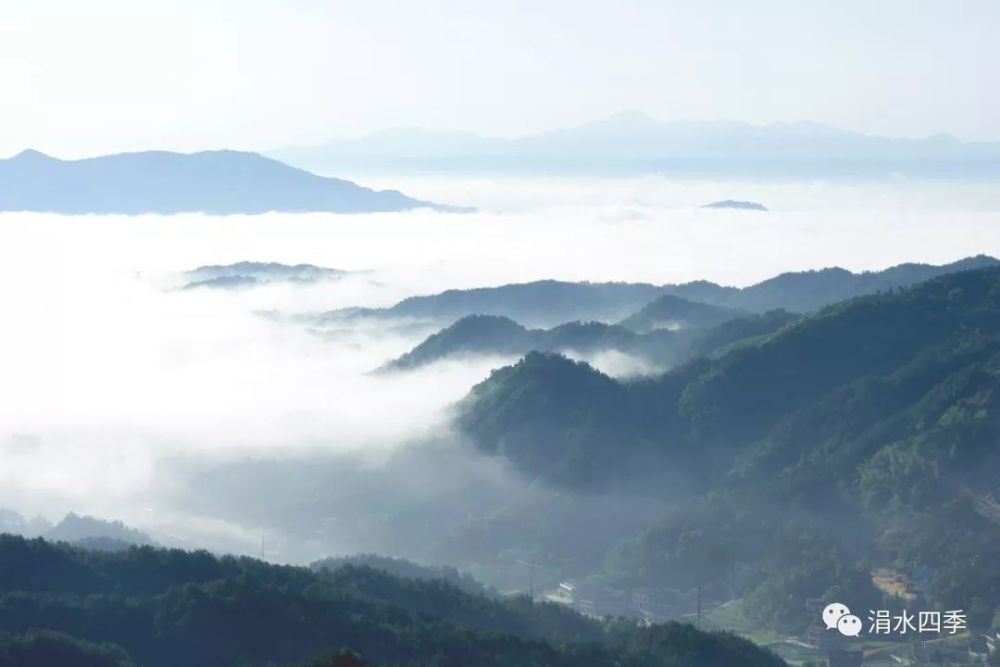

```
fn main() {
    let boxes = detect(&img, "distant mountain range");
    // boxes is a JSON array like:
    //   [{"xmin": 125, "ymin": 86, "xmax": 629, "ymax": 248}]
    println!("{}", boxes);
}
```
[
  {"xmin": 348, "ymin": 258, "xmax": 1000, "ymax": 384},
  {"xmin": 308, "ymin": 256, "xmax": 1000, "ymax": 330},
  {"xmin": 182, "ymin": 261, "xmax": 348, "ymax": 290},
  {"xmin": 702, "ymin": 255, "xmax": 1000, "ymax": 312},
  {"xmin": 314, "ymin": 281, "xmax": 670, "ymax": 329},
  {"xmin": 701, "ymin": 200, "xmax": 768, "ymax": 211},
  {"xmin": 0, "ymin": 149, "xmax": 465, "ymax": 214},
  {"xmin": 271, "ymin": 111, "xmax": 1000, "ymax": 178},
  {"xmin": 0, "ymin": 508, "xmax": 153, "ymax": 550},
  {"xmin": 45, "ymin": 512, "xmax": 153, "ymax": 547}
]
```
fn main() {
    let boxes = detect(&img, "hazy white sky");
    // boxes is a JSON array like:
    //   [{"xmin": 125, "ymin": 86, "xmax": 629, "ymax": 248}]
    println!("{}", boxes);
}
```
[{"xmin": 2, "ymin": 0, "xmax": 998, "ymax": 157}]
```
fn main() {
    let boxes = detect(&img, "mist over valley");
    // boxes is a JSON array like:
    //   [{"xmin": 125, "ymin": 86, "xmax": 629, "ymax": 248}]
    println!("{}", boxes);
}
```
[{"xmin": 3, "ymin": 175, "xmax": 1000, "ymax": 666}]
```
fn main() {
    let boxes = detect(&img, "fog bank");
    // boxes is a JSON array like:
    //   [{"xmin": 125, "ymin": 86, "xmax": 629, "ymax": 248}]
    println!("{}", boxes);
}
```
[{"xmin": 0, "ymin": 175, "xmax": 998, "ymax": 562}]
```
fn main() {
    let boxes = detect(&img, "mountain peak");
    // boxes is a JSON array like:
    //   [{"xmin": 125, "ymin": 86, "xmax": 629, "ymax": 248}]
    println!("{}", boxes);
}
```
[
  {"xmin": 8, "ymin": 148, "xmax": 57, "ymax": 162},
  {"xmin": 0, "ymin": 149, "xmax": 465, "ymax": 214}
]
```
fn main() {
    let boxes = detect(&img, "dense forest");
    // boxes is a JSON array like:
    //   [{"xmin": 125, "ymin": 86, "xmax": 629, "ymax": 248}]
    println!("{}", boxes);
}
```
[
  {"xmin": 0, "ymin": 535, "xmax": 784, "ymax": 666},
  {"xmin": 7, "ymin": 260, "xmax": 1000, "ymax": 663},
  {"xmin": 457, "ymin": 266, "xmax": 1000, "ymax": 633}
]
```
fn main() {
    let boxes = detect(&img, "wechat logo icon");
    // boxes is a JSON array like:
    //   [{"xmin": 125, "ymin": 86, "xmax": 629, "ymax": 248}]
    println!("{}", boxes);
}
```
[{"xmin": 823, "ymin": 603, "xmax": 862, "ymax": 637}]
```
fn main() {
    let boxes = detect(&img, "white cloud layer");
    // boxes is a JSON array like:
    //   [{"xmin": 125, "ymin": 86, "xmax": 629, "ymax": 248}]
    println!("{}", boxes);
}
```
[{"xmin": 0, "ymin": 175, "xmax": 998, "ymax": 556}]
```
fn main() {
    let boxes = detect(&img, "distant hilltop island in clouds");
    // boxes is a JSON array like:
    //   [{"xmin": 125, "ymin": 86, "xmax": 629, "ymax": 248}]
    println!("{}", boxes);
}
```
[
  {"xmin": 181, "ymin": 261, "xmax": 348, "ymax": 289},
  {"xmin": 0, "ymin": 149, "xmax": 469, "ymax": 215},
  {"xmin": 271, "ymin": 110, "xmax": 1000, "ymax": 179},
  {"xmin": 701, "ymin": 200, "xmax": 768, "ymax": 211}
]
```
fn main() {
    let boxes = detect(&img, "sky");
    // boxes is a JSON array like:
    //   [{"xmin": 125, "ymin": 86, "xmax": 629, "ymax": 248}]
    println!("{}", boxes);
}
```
[{"xmin": 1, "ymin": 0, "xmax": 998, "ymax": 158}]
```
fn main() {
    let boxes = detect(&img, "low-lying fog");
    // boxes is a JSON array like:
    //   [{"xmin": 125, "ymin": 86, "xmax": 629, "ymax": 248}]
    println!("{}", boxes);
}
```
[{"xmin": 1, "ymin": 175, "xmax": 998, "ymax": 574}]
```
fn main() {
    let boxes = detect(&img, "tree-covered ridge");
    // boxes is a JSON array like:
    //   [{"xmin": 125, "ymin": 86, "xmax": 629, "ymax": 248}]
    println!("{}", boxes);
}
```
[
  {"xmin": 686, "ymin": 309, "xmax": 800, "ymax": 358},
  {"xmin": 313, "ymin": 256, "xmax": 999, "ymax": 331},
  {"xmin": 617, "ymin": 294, "xmax": 745, "ymax": 333},
  {"xmin": 456, "ymin": 352, "xmax": 663, "ymax": 490},
  {"xmin": 330, "ymin": 280, "xmax": 673, "ymax": 328},
  {"xmin": 457, "ymin": 267, "xmax": 1000, "ymax": 631},
  {"xmin": 0, "ymin": 629, "xmax": 135, "ymax": 667},
  {"xmin": 460, "ymin": 267, "xmax": 1000, "ymax": 483},
  {"xmin": 45, "ymin": 512, "xmax": 154, "ymax": 547},
  {"xmin": 677, "ymin": 265, "xmax": 1000, "ymax": 443},
  {"xmin": 311, "ymin": 553, "xmax": 487, "ymax": 596},
  {"xmin": 182, "ymin": 261, "xmax": 348, "ymax": 290},
  {"xmin": 382, "ymin": 304, "xmax": 797, "ymax": 375},
  {"xmin": 0, "ymin": 535, "xmax": 785, "ymax": 667},
  {"xmin": 381, "ymin": 314, "xmax": 686, "ymax": 372},
  {"xmin": 381, "ymin": 315, "xmax": 532, "ymax": 370},
  {"xmin": 0, "ymin": 509, "xmax": 153, "ymax": 551},
  {"xmin": 679, "ymin": 253, "xmax": 999, "ymax": 313}
]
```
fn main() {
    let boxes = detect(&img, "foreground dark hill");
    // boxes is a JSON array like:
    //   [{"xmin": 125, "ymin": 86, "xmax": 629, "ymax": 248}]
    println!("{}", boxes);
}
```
[
  {"xmin": 0, "ymin": 535, "xmax": 784, "ymax": 667},
  {"xmin": 313, "ymin": 256, "xmax": 999, "ymax": 332},
  {"xmin": 0, "ymin": 149, "xmax": 461, "ymax": 214},
  {"xmin": 456, "ymin": 266, "xmax": 1000, "ymax": 632}
]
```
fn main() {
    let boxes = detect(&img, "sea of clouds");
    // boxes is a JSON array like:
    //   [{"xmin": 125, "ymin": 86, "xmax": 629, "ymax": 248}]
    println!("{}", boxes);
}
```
[{"xmin": 0, "ymin": 175, "xmax": 998, "ymax": 559}]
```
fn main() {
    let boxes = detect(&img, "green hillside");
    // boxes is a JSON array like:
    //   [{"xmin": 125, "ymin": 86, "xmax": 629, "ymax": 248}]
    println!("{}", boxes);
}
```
[
  {"xmin": 0, "ymin": 535, "xmax": 784, "ymax": 667},
  {"xmin": 457, "ymin": 267, "xmax": 1000, "ymax": 631}
]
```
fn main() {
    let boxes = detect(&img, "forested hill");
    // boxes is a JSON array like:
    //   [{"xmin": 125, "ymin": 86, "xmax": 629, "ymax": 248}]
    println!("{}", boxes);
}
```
[
  {"xmin": 182, "ymin": 262, "xmax": 348, "ymax": 290},
  {"xmin": 617, "ymin": 294, "xmax": 745, "ymax": 332},
  {"xmin": 384, "ymin": 308, "xmax": 800, "ymax": 375},
  {"xmin": 0, "ymin": 535, "xmax": 785, "ymax": 667},
  {"xmin": 329, "ymin": 280, "xmax": 671, "ymax": 328},
  {"xmin": 456, "ymin": 266, "xmax": 1000, "ymax": 632},
  {"xmin": 698, "ymin": 254, "xmax": 1000, "ymax": 312},
  {"xmin": 381, "ymin": 315, "xmax": 685, "ymax": 371},
  {"xmin": 458, "ymin": 266, "xmax": 1000, "ymax": 487}
]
